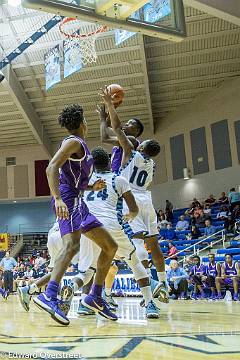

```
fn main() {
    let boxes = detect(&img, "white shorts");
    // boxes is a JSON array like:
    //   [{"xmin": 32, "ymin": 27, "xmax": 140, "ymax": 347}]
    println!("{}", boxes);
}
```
[
  {"xmin": 47, "ymin": 230, "xmax": 79, "ymax": 268},
  {"xmin": 78, "ymin": 229, "xmax": 136, "ymax": 271},
  {"xmin": 124, "ymin": 191, "xmax": 158, "ymax": 237}
]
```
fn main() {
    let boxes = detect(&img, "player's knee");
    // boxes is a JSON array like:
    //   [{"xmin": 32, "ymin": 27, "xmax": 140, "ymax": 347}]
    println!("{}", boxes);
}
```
[{"xmin": 64, "ymin": 240, "xmax": 79, "ymax": 258}]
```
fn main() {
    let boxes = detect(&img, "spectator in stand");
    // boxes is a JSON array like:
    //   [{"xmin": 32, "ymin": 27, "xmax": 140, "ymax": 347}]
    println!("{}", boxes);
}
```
[
  {"xmin": 157, "ymin": 214, "xmax": 169, "ymax": 229},
  {"xmin": 24, "ymin": 265, "xmax": 33, "ymax": 280},
  {"xmin": 32, "ymin": 248, "xmax": 38, "ymax": 257},
  {"xmin": 205, "ymin": 194, "xmax": 216, "ymax": 207},
  {"xmin": 218, "ymin": 192, "xmax": 229, "ymax": 205},
  {"xmin": 203, "ymin": 204, "xmax": 212, "ymax": 216},
  {"xmin": 14, "ymin": 264, "xmax": 27, "ymax": 288},
  {"xmin": 157, "ymin": 209, "xmax": 164, "ymax": 222},
  {"xmin": 176, "ymin": 215, "xmax": 189, "ymax": 231},
  {"xmin": 193, "ymin": 205, "xmax": 203, "ymax": 217},
  {"xmin": 165, "ymin": 200, "xmax": 173, "ymax": 218},
  {"xmin": 163, "ymin": 223, "xmax": 176, "ymax": 241},
  {"xmin": 189, "ymin": 213, "xmax": 196, "ymax": 227},
  {"xmin": 195, "ymin": 209, "xmax": 210, "ymax": 228},
  {"xmin": 190, "ymin": 255, "xmax": 207, "ymax": 299},
  {"xmin": 228, "ymin": 187, "xmax": 240, "ymax": 212},
  {"xmin": 32, "ymin": 264, "xmax": 40, "ymax": 279},
  {"xmin": 0, "ymin": 251, "xmax": 17, "ymax": 293},
  {"xmin": 187, "ymin": 198, "xmax": 201, "ymax": 215},
  {"xmin": 167, "ymin": 260, "xmax": 188, "ymax": 299},
  {"xmin": 35, "ymin": 253, "xmax": 45, "ymax": 268},
  {"xmin": 188, "ymin": 225, "xmax": 201, "ymax": 240},
  {"xmin": 38, "ymin": 265, "xmax": 46, "ymax": 278},
  {"xmin": 183, "ymin": 257, "xmax": 194, "ymax": 276},
  {"xmin": 224, "ymin": 214, "xmax": 235, "ymax": 233},
  {"xmin": 167, "ymin": 242, "xmax": 178, "ymax": 260},
  {"xmin": 232, "ymin": 204, "xmax": 240, "ymax": 219},
  {"xmin": 217, "ymin": 206, "xmax": 231, "ymax": 220},
  {"xmin": 203, "ymin": 219, "xmax": 217, "ymax": 237}
]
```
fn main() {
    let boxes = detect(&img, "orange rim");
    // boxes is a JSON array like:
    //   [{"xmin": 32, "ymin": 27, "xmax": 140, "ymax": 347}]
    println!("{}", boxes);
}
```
[{"xmin": 59, "ymin": 17, "xmax": 108, "ymax": 39}]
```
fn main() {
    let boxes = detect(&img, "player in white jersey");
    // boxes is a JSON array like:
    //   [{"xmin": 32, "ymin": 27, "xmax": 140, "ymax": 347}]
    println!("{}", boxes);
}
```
[
  {"xmin": 64, "ymin": 147, "xmax": 161, "ymax": 318},
  {"xmin": 101, "ymin": 87, "xmax": 169, "ymax": 304}
]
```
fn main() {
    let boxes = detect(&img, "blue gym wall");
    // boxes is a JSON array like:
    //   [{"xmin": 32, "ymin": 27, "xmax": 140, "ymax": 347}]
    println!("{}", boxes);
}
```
[{"xmin": 0, "ymin": 202, "xmax": 55, "ymax": 234}]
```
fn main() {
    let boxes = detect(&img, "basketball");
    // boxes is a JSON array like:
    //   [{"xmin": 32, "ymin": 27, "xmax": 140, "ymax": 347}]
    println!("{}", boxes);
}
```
[{"xmin": 107, "ymin": 84, "xmax": 124, "ymax": 108}]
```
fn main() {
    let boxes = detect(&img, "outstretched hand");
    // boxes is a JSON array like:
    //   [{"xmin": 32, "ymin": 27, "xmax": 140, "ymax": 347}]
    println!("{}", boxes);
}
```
[
  {"xmin": 92, "ymin": 179, "xmax": 106, "ymax": 191},
  {"xmin": 99, "ymin": 86, "xmax": 114, "ymax": 106}
]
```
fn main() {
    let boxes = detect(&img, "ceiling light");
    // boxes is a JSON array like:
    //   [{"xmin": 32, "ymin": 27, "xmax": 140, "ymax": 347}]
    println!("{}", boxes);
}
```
[{"xmin": 8, "ymin": 0, "xmax": 21, "ymax": 7}]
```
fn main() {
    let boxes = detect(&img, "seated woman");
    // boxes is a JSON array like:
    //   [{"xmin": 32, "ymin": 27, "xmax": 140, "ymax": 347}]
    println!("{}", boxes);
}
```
[
  {"xmin": 188, "ymin": 225, "xmax": 201, "ymax": 239},
  {"xmin": 167, "ymin": 243, "xmax": 178, "ymax": 260}
]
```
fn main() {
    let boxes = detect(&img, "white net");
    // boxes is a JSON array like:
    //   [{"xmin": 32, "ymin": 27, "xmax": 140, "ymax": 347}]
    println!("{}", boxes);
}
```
[{"xmin": 60, "ymin": 19, "xmax": 107, "ymax": 65}]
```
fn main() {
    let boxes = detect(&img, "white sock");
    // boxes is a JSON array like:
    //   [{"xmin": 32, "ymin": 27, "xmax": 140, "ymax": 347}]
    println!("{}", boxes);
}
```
[
  {"xmin": 157, "ymin": 272, "xmax": 166, "ymax": 283},
  {"xmin": 141, "ymin": 285, "xmax": 153, "ymax": 305},
  {"xmin": 81, "ymin": 293, "xmax": 87, "ymax": 301},
  {"xmin": 28, "ymin": 283, "xmax": 39, "ymax": 294},
  {"xmin": 105, "ymin": 288, "xmax": 112, "ymax": 296}
]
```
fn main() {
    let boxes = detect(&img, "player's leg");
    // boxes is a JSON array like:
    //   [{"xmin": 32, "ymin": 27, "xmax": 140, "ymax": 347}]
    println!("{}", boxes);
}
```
[
  {"xmin": 81, "ymin": 226, "xmax": 118, "ymax": 320},
  {"xmin": 125, "ymin": 252, "xmax": 159, "ymax": 319},
  {"xmin": 116, "ymin": 231, "xmax": 159, "ymax": 319},
  {"xmin": 18, "ymin": 229, "xmax": 66, "ymax": 312},
  {"xmin": 104, "ymin": 262, "xmax": 119, "ymax": 308},
  {"xmin": 18, "ymin": 273, "xmax": 52, "ymax": 311},
  {"xmin": 193, "ymin": 275, "xmax": 205, "ymax": 298},
  {"xmin": 33, "ymin": 230, "xmax": 80, "ymax": 325},
  {"xmin": 143, "ymin": 204, "xmax": 169, "ymax": 304},
  {"xmin": 206, "ymin": 275, "xmax": 216, "ymax": 299},
  {"xmin": 130, "ymin": 238, "xmax": 162, "ymax": 304},
  {"xmin": 77, "ymin": 277, "xmax": 95, "ymax": 315},
  {"xmin": 232, "ymin": 277, "xmax": 239, "ymax": 301},
  {"xmin": 215, "ymin": 277, "xmax": 223, "ymax": 299}
]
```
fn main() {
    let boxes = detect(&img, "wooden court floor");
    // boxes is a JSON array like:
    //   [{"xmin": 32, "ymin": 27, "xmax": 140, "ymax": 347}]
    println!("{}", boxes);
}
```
[{"xmin": 0, "ymin": 295, "xmax": 240, "ymax": 360}]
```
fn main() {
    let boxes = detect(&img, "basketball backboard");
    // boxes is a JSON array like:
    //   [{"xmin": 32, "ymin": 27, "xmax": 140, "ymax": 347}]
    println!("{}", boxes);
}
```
[{"xmin": 22, "ymin": 0, "xmax": 187, "ymax": 42}]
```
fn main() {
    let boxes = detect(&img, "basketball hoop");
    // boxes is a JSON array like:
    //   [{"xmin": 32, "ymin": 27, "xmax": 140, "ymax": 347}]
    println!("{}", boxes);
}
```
[{"xmin": 59, "ymin": 17, "xmax": 108, "ymax": 65}]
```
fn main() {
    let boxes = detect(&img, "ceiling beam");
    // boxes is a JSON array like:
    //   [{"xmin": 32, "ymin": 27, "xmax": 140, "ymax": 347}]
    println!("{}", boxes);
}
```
[
  {"xmin": 184, "ymin": 0, "xmax": 240, "ymax": 26},
  {"xmin": 1, "ymin": 66, "xmax": 53, "ymax": 157}
]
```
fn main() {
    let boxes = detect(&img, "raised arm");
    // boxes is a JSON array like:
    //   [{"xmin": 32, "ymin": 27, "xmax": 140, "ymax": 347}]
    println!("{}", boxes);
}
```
[
  {"xmin": 46, "ymin": 138, "xmax": 83, "ymax": 220},
  {"xmin": 100, "ymin": 87, "xmax": 134, "ymax": 164},
  {"xmin": 97, "ymin": 104, "xmax": 119, "ymax": 146}
]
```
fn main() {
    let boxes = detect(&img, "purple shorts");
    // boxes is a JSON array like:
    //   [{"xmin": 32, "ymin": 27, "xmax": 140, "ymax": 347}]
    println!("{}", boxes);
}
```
[
  {"xmin": 56, "ymin": 185, "xmax": 102, "ymax": 237},
  {"xmin": 223, "ymin": 278, "xmax": 239, "ymax": 286}
]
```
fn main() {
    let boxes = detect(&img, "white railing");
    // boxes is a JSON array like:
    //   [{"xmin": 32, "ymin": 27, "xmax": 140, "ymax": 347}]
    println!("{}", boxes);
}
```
[{"xmin": 165, "ymin": 229, "xmax": 226, "ymax": 262}]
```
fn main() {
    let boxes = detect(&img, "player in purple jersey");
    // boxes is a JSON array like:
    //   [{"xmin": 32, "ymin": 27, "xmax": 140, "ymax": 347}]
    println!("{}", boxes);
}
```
[
  {"xmin": 33, "ymin": 104, "xmax": 118, "ymax": 325},
  {"xmin": 190, "ymin": 255, "xmax": 207, "ymax": 299},
  {"xmin": 98, "ymin": 104, "xmax": 144, "ymax": 173},
  {"xmin": 205, "ymin": 253, "xmax": 221, "ymax": 300},
  {"xmin": 215, "ymin": 254, "xmax": 239, "ymax": 301}
]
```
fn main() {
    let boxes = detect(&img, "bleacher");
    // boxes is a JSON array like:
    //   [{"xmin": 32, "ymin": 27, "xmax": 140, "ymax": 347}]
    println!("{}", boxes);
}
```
[
  {"xmin": 202, "ymin": 240, "xmax": 240, "ymax": 263},
  {"xmin": 158, "ymin": 203, "xmax": 227, "ymax": 261}
]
